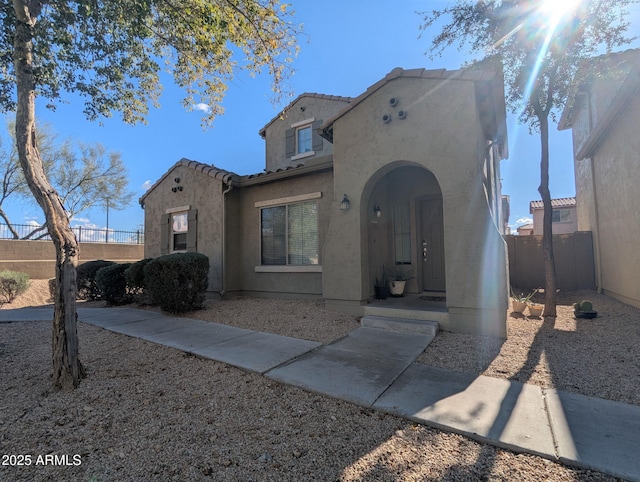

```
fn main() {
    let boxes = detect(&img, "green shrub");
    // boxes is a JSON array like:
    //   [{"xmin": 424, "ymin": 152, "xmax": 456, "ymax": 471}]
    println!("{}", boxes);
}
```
[
  {"xmin": 124, "ymin": 258, "xmax": 153, "ymax": 298},
  {"xmin": 96, "ymin": 263, "xmax": 132, "ymax": 305},
  {"xmin": 144, "ymin": 253, "xmax": 209, "ymax": 313},
  {"xmin": 0, "ymin": 270, "xmax": 30, "ymax": 304},
  {"xmin": 77, "ymin": 260, "xmax": 116, "ymax": 300}
]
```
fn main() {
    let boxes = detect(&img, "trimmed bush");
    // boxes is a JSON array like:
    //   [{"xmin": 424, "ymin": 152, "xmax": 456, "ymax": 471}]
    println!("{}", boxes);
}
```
[
  {"xmin": 144, "ymin": 252, "xmax": 209, "ymax": 313},
  {"xmin": 124, "ymin": 258, "xmax": 153, "ymax": 298},
  {"xmin": 77, "ymin": 260, "xmax": 116, "ymax": 300},
  {"xmin": 0, "ymin": 270, "xmax": 30, "ymax": 304},
  {"xmin": 96, "ymin": 263, "xmax": 132, "ymax": 306}
]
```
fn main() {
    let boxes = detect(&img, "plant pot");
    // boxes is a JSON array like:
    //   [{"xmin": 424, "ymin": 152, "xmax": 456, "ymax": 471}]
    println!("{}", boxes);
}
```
[
  {"xmin": 575, "ymin": 310, "xmax": 598, "ymax": 319},
  {"xmin": 374, "ymin": 285, "xmax": 389, "ymax": 300},
  {"xmin": 528, "ymin": 304, "xmax": 543, "ymax": 317},
  {"xmin": 388, "ymin": 280, "xmax": 406, "ymax": 297},
  {"xmin": 512, "ymin": 300, "xmax": 527, "ymax": 314}
]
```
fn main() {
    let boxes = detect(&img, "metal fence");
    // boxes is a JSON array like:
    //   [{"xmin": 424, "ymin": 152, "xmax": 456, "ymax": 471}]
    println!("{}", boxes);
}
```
[{"xmin": 0, "ymin": 223, "xmax": 144, "ymax": 244}]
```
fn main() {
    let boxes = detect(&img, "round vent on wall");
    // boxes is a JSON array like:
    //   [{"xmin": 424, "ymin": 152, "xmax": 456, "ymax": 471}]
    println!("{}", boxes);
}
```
[
  {"xmin": 397, "ymin": 110, "xmax": 407, "ymax": 119},
  {"xmin": 382, "ymin": 114, "xmax": 392, "ymax": 124},
  {"xmin": 389, "ymin": 97, "xmax": 398, "ymax": 107}
]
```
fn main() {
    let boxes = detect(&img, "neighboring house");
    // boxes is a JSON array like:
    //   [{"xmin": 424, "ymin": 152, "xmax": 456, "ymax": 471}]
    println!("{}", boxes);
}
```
[
  {"xmin": 559, "ymin": 48, "xmax": 640, "ymax": 308},
  {"xmin": 528, "ymin": 197, "xmax": 578, "ymax": 235},
  {"xmin": 516, "ymin": 223, "xmax": 534, "ymax": 236},
  {"xmin": 141, "ymin": 66, "xmax": 510, "ymax": 336}
]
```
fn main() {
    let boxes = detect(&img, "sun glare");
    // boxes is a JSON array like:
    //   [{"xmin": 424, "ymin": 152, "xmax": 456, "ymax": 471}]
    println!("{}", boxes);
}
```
[{"xmin": 539, "ymin": 0, "xmax": 582, "ymax": 23}]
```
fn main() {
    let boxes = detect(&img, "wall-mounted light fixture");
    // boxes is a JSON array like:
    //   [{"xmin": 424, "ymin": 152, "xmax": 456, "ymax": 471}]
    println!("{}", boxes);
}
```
[
  {"xmin": 373, "ymin": 204, "xmax": 382, "ymax": 218},
  {"xmin": 340, "ymin": 194, "xmax": 350, "ymax": 211}
]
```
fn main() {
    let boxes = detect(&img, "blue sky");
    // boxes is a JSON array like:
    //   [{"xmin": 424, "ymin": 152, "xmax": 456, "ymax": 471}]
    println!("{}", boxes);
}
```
[{"xmin": 3, "ymin": 1, "xmax": 639, "ymax": 234}]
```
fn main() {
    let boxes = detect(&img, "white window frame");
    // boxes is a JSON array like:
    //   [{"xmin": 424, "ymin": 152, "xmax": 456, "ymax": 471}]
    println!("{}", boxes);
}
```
[
  {"xmin": 291, "ymin": 117, "xmax": 316, "ymax": 161},
  {"xmin": 171, "ymin": 211, "xmax": 188, "ymax": 252}
]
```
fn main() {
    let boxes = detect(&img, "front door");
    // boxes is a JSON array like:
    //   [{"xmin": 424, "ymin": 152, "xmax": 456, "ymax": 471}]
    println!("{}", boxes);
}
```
[{"xmin": 420, "ymin": 199, "xmax": 446, "ymax": 292}]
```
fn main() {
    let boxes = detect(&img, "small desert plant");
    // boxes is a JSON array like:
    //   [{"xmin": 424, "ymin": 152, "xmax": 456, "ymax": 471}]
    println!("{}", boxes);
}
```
[
  {"xmin": 385, "ymin": 265, "xmax": 415, "ymax": 281},
  {"xmin": 77, "ymin": 260, "xmax": 116, "ymax": 300},
  {"xmin": 511, "ymin": 288, "xmax": 539, "ymax": 303},
  {"xmin": 96, "ymin": 263, "xmax": 132, "ymax": 305},
  {"xmin": 144, "ymin": 252, "xmax": 209, "ymax": 313},
  {"xmin": 0, "ymin": 270, "xmax": 30, "ymax": 304},
  {"xmin": 574, "ymin": 300, "xmax": 594, "ymax": 312}
]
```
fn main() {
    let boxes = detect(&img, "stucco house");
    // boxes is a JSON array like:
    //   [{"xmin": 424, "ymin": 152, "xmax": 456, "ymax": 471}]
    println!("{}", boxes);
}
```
[
  {"xmin": 141, "ymin": 66, "xmax": 510, "ymax": 337},
  {"xmin": 559, "ymin": 49, "xmax": 640, "ymax": 308},
  {"xmin": 528, "ymin": 197, "xmax": 578, "ymax": 235}
]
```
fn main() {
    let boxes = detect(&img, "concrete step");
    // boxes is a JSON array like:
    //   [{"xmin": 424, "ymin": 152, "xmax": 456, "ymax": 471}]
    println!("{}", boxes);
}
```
[
  {"xmin": 361, "ymin": 315, "xmax": 439, "ymax": 337},
  {"xmin": 363, "ymin": 305, "xmax": 449, "ymax": 325}
]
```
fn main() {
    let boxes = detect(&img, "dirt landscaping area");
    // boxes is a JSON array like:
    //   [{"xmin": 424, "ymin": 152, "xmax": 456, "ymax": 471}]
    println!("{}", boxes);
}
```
[{"xmin": 1, "ymin": 280, "xmax": 638, "ymax": 481}]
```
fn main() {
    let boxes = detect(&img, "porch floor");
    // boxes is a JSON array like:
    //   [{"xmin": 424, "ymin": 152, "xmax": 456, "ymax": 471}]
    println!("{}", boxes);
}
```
[
  {"xmin": 364, "ymin": 292, "xmax": 448, "ymax": 324},
  {"xmin": 367, "ymin": 292, "xmax": 447, "ymax": 311}
]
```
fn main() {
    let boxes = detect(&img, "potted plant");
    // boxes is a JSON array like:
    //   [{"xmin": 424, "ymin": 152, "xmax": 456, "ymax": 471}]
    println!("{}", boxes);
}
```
[
  {"xmin": 511, "ymin": 288, "xmax": 538, "ymax": 314},
  {"xmin": 374, "ymin": 268, "xmax": 389, "ymax": 300},
  {"xmin": 527, "ymin": 303, "xmax": 544, "ymax": 317},
  {"xmin": 386, "ymin": 266, "xmax": 414, "ymax": 297},
  {"xmin": 574, "ymin": 300, "xmax": 598, "ymax": 319}
]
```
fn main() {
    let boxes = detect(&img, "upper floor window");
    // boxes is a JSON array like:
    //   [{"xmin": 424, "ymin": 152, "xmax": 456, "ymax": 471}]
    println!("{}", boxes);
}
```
[
  {"xmin": 296, "ymin": 125, "xmax": 312, "ymax": 154},
  {"xmin": 552, "ymin": 208, "xmax": 571, "ymax": 223},
  {"xmin": 286, "ymin": 118, "xmax": 322, "ymax": 161}
]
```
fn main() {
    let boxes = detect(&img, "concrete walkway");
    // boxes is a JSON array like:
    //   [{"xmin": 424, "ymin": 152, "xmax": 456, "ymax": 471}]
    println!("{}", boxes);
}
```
[{"xmin": 2, "ymin": 306, "xmax": 639, "ymax": 481}]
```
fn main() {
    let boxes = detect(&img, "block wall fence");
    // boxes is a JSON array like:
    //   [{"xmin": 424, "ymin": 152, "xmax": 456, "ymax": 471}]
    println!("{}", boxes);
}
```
[{"xmin": 0, "ymin": 239, "xmax": 144, "ymax": 279}]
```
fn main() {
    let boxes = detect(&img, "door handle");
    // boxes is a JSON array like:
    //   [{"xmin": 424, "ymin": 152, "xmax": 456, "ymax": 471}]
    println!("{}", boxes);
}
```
[{"xmin": 422, "ymin": 240, "xmax": 427, "ymax": 261}]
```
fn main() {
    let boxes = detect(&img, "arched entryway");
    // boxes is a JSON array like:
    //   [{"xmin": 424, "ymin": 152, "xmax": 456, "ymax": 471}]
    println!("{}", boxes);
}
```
[{"xmin": 363, "ymin": 164, "xmax": 444, "ymax": 297}]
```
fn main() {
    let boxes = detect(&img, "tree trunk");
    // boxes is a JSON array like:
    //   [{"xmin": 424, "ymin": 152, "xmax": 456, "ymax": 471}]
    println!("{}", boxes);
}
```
[
  {"xmin": 13, "ymin": 0, "xmax": 85, "ymax": 389},
  {"xmin": 538, "ymin": 114, "xmax": 557, "ymax": 317},
  {"xmin": 0, "ymin": 207, "xmax": 20, "ymax": 238}
]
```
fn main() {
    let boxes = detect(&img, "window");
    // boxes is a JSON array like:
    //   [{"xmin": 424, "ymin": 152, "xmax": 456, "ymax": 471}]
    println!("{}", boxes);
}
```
[
  {"xmin": 296, "ymin": 125, "xmax": 312, "ymax": 154},
  {"xmin": 161, "ymin": 208, "xmax": 197, "ymax": 255},
  {"xmin": 285, "ymin": 118, "xmax": 322, "ymax": 160},
  {"xmin": 552, "ymin": 208, "xmax": 571, "ymax": 223},
  {"xmin": 261, "ymin": 201, "xmax": 318, "ymax": 265},
  {"xmin": 172, "ymin": 212, "xmax": 188, "ymax": 251},
  {"xmin": 393, "ymin": 202, "xmax": 412, "ymax": 264}
]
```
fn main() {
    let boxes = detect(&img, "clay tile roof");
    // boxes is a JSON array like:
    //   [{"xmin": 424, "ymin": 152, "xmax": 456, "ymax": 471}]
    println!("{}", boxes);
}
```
[
  {"xmin": 529, "ymin": 197, "xmax": 576, "ymax": 211},
  {"xmin": 139, "ymin": 158, "xmax": 238, "ymax": 206}
]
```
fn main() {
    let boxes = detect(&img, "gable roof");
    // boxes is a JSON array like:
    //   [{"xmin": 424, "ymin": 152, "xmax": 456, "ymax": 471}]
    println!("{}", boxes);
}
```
[
  {"xmin": 258, "ymin": 93, "xmax": 353, "ymax": 138},
  {"xmin": 319, "ymin": 66, "xmax": 509, "ymax": 159},
  {"xmin": 529, "ymin": 197, "xmax": 576, "ymax": 212},
  {"xmin": 559, "ymin": 49, "xmax": 640, "ymax": 133},
  {"xmin": 139, "ymin": 158, "xmax": 237, "ymax": 206}
]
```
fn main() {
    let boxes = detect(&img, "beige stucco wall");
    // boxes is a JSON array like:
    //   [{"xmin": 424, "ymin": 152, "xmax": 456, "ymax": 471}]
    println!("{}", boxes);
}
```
[
  {"xmin": 142, "ymin": 163, "xmax": 226, "ymax": 291},
  {"xmin": 574, "ymin": 84, "xmax": 640, "ymax": 307},
  {"xmin": 323, "ymin": 76, "xmax": 508, "ymax": 337},
  {"xmin": 262, "ymin": 96, "xmax": 349, "ymax": 172},
  {"xmin": 531, "ymin": 206, "xmax": 578, "ymax": 235},
  {"xmin": 0, "ymin": 239, "xmax": 144, "ymax": 279},
  {"xmin": 225, "ymin": 167, "xmax": 334, "ymax": 297}
]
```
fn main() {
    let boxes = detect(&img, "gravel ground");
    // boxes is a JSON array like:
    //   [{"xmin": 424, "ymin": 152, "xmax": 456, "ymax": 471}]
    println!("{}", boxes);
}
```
[{"xmin": 1, "ymin": 280, "xmax": 636, "ymax": 481}]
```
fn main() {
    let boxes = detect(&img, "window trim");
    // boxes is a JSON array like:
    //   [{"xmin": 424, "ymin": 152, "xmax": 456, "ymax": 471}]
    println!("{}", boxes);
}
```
[
  {"xmin": 170, "ymin": 211, "xmax": 188, "ymax": 252},
  {"xmin": 257, "ymin": 198, "xmax": 320, "ymax": 269},
  {"xmin": 551, "ymin": 208, "xmax": 572, "ymax": 223}
]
